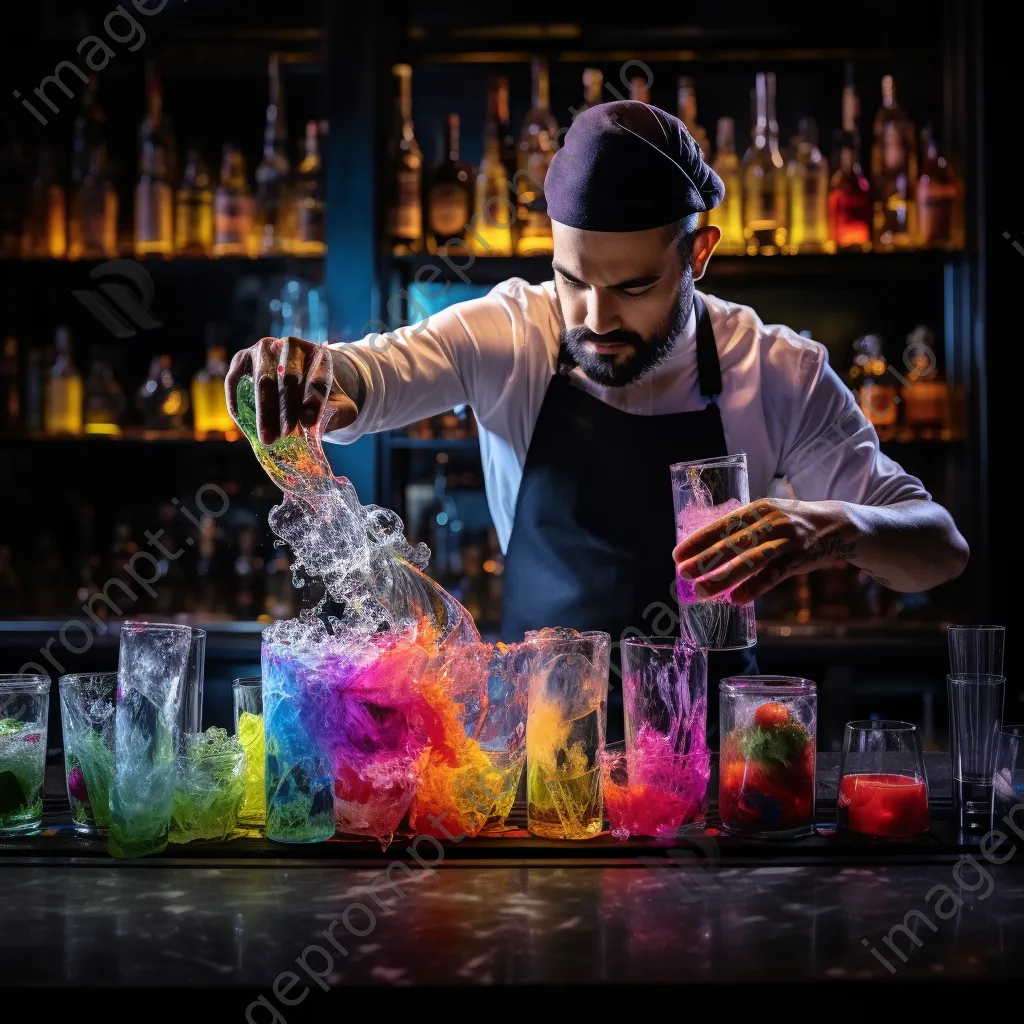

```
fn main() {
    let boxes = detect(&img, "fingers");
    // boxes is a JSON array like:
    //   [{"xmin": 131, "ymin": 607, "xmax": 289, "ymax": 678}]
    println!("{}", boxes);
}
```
[
  {"xmin": 254, "ymin": 339, "xmax": 281, "ymax": 446},
  {"xmin": 676, "ymin": 508, "xmax": 796, "ymax": 581},
  {"xmin": 300, "ymin": 345, "xmax": 332, "ymax": 429},
  {"xmin": 224, "ymin": 348, "xmax": 252, "ymax": 424},
  {"xmin": 692, "ymin": 537, "xmax": 794, "ymax": 601},
  {"xmin": 673, "ymin": 500, "xmax": 788, "ymax": 564},
  {"xmin": 278, "ymin": 337, "xmax": 308, "ymax": 437},
  {"xmin": 731, "ymin": 558, "xmax": 804, "ymax": 605}
]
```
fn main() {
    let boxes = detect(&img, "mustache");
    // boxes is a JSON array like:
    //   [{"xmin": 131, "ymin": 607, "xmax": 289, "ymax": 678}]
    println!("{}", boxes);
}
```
[{"xmin": 562, "ymin": 326, "xmax": 643, "ymax": 348}]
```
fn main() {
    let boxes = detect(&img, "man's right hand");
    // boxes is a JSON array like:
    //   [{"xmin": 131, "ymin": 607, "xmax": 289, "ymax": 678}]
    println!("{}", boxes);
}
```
[{"xmin": 225, "ymin": 336, "xmax": 361, "ymax": 446}]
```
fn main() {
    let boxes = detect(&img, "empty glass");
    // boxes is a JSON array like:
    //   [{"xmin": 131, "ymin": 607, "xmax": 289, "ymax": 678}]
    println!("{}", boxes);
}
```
[
  {"xmin": 949, "ymin": 674, "xmax": 1005, "ymax": 831},
  {"xmin": 992, "ymin": 725, "xmax": 1024, "ymax": 838},
  {"xmin": 58, "ymin": 672, "xmax": 117, "ymax": 834},
  {"xmin": 838, "ymin": 721, "xmax": 930, "ymax": 838},
  {"xmin": 719, "ymin": 676, "xmax": 816, "ymax": 838},
  {"xmin": 179, "ymin": 627, "xmax": 207, "ymax": 750},
  {"xmin": 525, "ymin": 628, "xmax": 610, "ymax": 839},
  {"xmin": 0, "ymin": 675, "xmax": 50, "ymax": 836},
  {"xmin": 232, "ymin": 676, "xmax": 265, "ymax": 829},
  {"xmin": 947, "ymin": 625, "xmax": 1004, "ymax": 678},
  {"xmin": 108, "ymin": 621, "xmax": 192, "ymax": 858},
  {"xmin": 670, "ymin": 453, "xmax": 756, "ymax": 650}
]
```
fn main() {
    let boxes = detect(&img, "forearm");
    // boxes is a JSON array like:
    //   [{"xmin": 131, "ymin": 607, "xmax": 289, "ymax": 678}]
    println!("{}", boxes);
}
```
[{"xmin": 838, "ymin": 499, "xmax": 970, "ymax": 592}]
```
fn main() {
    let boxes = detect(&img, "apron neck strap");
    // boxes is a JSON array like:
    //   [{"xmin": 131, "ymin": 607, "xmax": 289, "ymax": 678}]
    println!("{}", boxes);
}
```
[{"xmin": 693, "ymin": 293, "xmax": 723, "ymax": 402}]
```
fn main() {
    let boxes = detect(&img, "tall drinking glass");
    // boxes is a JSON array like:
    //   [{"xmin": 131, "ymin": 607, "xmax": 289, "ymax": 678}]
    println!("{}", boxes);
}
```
[
  {"xmin": 948, "ymin": 674, "xmax": 1005, "ymax": 831},
  {"xmin": 992, "ymin": 725, "xmax": 1024, "ymax": 838},
  {"xmin": 525, "ymin": 628, "xmax": 610, "ymax": 839},
  {"xmin": 947, "ymin": 625, "xmax": 1004, "ymax": 677},
  {"xmin": 670, "ymin": 453, "xmax": 756, "ymax": 650},
  {"xmin": 838, "ymin": 721, "xmax": 930, "ymax": 838},
  {"xmin": 108, "ymin": 621, "xmax": 192, "ymax": 858},
  {"xmin": 615, "ymin": 638, "xmax": 711, "ymax": 833},
  {"xmin": 58, "ymin": 672, "xmax": 117, "ymax": 834},
  {"xmin": 0, "ymin": 675, "xmax": 50, "ymax": 836},
  {"xmin": 179, "ymin": 627, "xmax": 207, "ymax": 750},
  {"xmin": 232, "ymin": 676, "xmax": 265, "ymax": 829}
]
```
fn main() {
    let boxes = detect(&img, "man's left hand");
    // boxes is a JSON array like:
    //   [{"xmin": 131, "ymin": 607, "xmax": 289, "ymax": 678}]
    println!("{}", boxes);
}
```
[{"xmin": 672, "ymin": 498, "xmax": 857, "ymax": 605}]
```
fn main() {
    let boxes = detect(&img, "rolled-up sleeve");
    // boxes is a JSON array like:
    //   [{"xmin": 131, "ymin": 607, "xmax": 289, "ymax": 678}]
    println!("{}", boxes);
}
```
[
  {"xmin": 324, "ymin": 291, "xmax": 517, "ymax": 445},
  {"xmin": 765, "ymin": 327, "xmax": 931, "ymax": 506}
]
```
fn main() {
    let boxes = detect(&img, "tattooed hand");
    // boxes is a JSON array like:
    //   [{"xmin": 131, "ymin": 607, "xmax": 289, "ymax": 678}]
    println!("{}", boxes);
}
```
[{"xmin": 672, "ymin": 498, "xmax": 858, "ymax": 604}]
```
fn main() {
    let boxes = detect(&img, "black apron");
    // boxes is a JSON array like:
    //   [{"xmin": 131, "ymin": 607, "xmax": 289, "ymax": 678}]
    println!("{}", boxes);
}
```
[{"xmin": 500, "ymin": 294, "xmax": 758, "ymax": 744}]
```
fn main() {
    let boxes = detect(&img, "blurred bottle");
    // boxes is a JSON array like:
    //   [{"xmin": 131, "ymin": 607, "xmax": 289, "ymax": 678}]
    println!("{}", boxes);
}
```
[
  {"xmin": 899, "ymin": 325, "xmax": 950, "ymax": 441},
  {"xmin": 0, "ymin": 337, "xmax": 20, "ymax": 434},
  {"xmin": 426, "ymin": 113, "xmax": 473, "ymax": 255},
  {"xmin": 628, "ymin": 75, "xmax": 651, "ymax": 103},
  {"xmin": 575, "ymin": 68, "xmax": 604, "ymax": 117},
  {"xmin": 83, "ymin": 354, "xmax": 125, "ymax": 436},
  {"xmin": 0, "ymin": 545, "xmax": 21, "ymax": 617},
  {"xmin": 871, "ymin": 75, "xmax": 917, "ymax": 251},
  {"xmin": 385, "ymin": 63, "xmax": 423, "ymax": 255},
  {"xmin": 916, "ymin": 127, "xmax": 963, "ymax": 251},
  {"xmin": 0, "ymin": 113, "xmax": 28, "ymax": 257},
  {"xmin": 493, "ymin": 76, "xmax": 517, "ymax": 179},
  {"xmin": 473, "ymin": 79, "xmax": 514, "ymax": 257},
  {"xmin": 293, "ymin": 120, "xmax": 326, "ymax": 256},
  {"xmin": 192, "ymin": 331, "xmax": 237, "ymax": 440},
  {"xmin": 135, "ymin": 60, "xmax": 174, "ymax": 259},
  {"xmin": 23, "ymin": 143, "xmax": 66, "ymax": 258},
  {"xmin": 515, "ymin": 58, "xmax": 558, "ymax": 257},
  {"xmin": 254, "ymin": 53, "xmax": 295, "ymax": 256},
  {"xmin": 742, "ymin": 72, "xmax": 787, "ymax": 254},
  {"xmin": 136, "ymin": 354, "xmax": 189, "ymax": 434},
  {"xmin": 233, "ymin": 525, "xmax": 264, "ymax": 620},
  {"xmin": 709, "ymin": 118, "xmax": 745, "ymax": 254},
  {"xmin": 828, "ymin": 74, "xmax": 872, "ymax": 252},
  {"xmin": 848, "ymin": 333, "xmax": 897, "ymax": 441},
  {"xmin": 174, "ymin": 146, "xmax": 214, "ymax": 256},
  {"xmin": 212, "ymin": 145, "xmax": 254, "ymax": 257},
  {"xmin": 68, "ymin": 78, "xmax": 117, "ymax": 260},
  {"xmin": 194, "ymin": 516, "xmax": 223, "ymax": 615},
  {"xmin": 264, "ymin": 543, "xmax": 296, "ymax": 620},
  {"xmin": 25, "ymin": 349, "xmax": 43, "ymax": 432},
  {"xmin": 786, "ymin": 118, "xmax": 829, "ymax": 253},
  {"xmin": 677, "ymin": 77, "xmax": 711, "ymax": 159},
  {"xmin": 44, "ymin": 327, "xmax": 83, "ymax": 435}
]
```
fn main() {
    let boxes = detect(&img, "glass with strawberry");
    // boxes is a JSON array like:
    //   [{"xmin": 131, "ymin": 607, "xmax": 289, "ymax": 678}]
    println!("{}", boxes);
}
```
[
  {"xmin": 718, "ymin": 677, "xmax": 816, "ymax": 838},
  {"xmin": 0, "ymin": 675, "xmax": 51, "ymax": 836},
  {"xmin": 838, "ymin": 720, "xmax": 930, "ymax": 839}
]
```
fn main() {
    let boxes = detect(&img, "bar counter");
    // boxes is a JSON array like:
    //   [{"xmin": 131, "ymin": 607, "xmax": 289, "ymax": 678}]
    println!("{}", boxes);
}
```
[{"xmin": 3, "ymin": 753, "xmax": 1021, "ymax": 1005}]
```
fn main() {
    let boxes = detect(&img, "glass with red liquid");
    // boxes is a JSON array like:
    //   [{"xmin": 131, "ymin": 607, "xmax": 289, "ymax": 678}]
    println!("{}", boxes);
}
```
[
  {"xmin": 718, "ymin": 677, "xmax": 816, "ymax": 838},
  {"xmin": 837, "ymin": 720, "xmax": 930, "ymax": 839}
]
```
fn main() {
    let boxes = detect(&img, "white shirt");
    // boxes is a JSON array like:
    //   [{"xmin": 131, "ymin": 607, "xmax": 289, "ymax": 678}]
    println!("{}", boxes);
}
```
[{"xmin": 326, "ymin": 278, "xmax": 930, "ymax": 552}]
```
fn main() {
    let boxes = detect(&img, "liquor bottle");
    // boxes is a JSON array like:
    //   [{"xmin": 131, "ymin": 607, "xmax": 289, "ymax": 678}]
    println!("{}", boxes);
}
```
[
  {"xmin": 83, "ymin": 355, "xmax": 125, "ymax": 436},
  {"xmin": 515, "ymin": 58, "xmax": 559, "ymax": 257},
  {"xmin": 786, "ymin": 118, "xmax": 829, "ymax": 253},
  {"xmin": 254, "ymin": 54, "xmax": 295, "ymax": 256},
  {"xmin": 629, "ymin": 76, "xmax": 651, "ymax": 103},
  {"xmin": 916, "ymin": 127, "xmax": 963, "ymax": 251},
  {"xmin": 68, "ymin": 79, "xmax": 117, "ymax": 260},
  {"xmin": 264, "ymin": 545, "xmax": 296, "ymax": 620},
  {"xmin": 709, "ymin": 118, "xmax": 745, "ymax": 254},
  {"xmin": 677, "ymin": 78, "xmax": 711, "ymax": 160},
  {"xmin": 191, "ymin": 336, "xmax": 238, "ymax": 440},
  {"xmin": 848, "ymin": 333, "xmax": 897, "ymax": 441},
  {"xmin": 899, "ymin": 325, "xmax": 951, "ymax": 440},
  {"xmin": 385, "ymin": 63, "xmax": 423, "ymax": 255},
  {"xmin": 135, "ymin": 61, "xmax": 174, "ymax": 259},
  {"xmin": 742, "ymin": 73, "xmax": 787, "ymax": 255},
  {"xmin": 472, "ymin": 79, "xmax": 514, "ymax": 257},
  {"xmin": 426, "ymin": 113, "xmax": 473, "ymax": 253},
  {"xmin": 23, "ymin": 144, "xmax": 66, "ymax": 259},
  {"xmin": 574, "ymin": 68, "xmax": 604, "ymax": 118},
  {"xmin": 493, "ymin": 76, "xmax": 518, "ymax": 177},
  {"xmin": 0, "ymin": 337, "xmax": 19, "ymax": 434},
  {"xmin": 871, "ymin": 75, "xmax": 917, "ymax": 251},
  {"xmin": 828, "ymin": 79, "xmax": 872, "ymax": 252},
  {"xmin": 174, "ymin": 146, "xmax": 214, "ymax": 256},
  {"xmin": 136, "ymin": 354, "xmax": 189, "ymax": 434},
  {"xmin": 293, "ymin": 120, "xmax": 326, "ymax": 256},
  {"xmin": 194, "ymin": 515, "xmax": 223, "ymax": 615},
  {"xmin": 212, "ymin": 145, "xmax": 254, "ymax": 257},
  {"xmin": 44, "ymin": 327, "xmax": 83, "ymax": 435},
  {"xmin": 233, "ymin": 525, "xmax": 264, "ymax": 620}
]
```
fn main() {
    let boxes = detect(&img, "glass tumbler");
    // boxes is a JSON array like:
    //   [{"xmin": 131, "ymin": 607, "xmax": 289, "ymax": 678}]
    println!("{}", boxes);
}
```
[
  {"xmin": 232, "ymin": 676, "xmax": 265, "ymax": 829},
  {"xmin": 838, "ymin": 720, "xmax": 930, "ymax": 838},
  {"xmin": 719, "ymin": 676, "xmax": 816, "ymax": 838},
  {"xmin": 670, "ymin": 453, "xmax": 756, "ymax": 650},
  {"xmin": 948, "ymin": 673, "xmax": 1005, "ymax": 831},
  {"xmin": 0, "ymin": 674, "xmax": 50, "ymax": 836},
  {"xmin": 992, "ymin": 725, "xmax": 1024, "ymax": 839},
  {"xmin": 58, "ymin": 672, "xmax": 117, "ymax": 834}
]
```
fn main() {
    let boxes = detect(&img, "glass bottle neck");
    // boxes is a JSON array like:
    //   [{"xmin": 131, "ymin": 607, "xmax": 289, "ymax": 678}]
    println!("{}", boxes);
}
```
[
  {"xmin": 532, "ymin": 62, "xmax": 550, "ymax": 110},
  {"xmin": 444, "ymin": 116, "xmax": 460, "ymax": 162}
]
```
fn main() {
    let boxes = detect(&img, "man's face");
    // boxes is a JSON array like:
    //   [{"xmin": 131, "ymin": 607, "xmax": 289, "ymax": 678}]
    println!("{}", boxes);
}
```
[{"xmin": 552, "ymin": 222, "xmax": 691, "ymax": 387}]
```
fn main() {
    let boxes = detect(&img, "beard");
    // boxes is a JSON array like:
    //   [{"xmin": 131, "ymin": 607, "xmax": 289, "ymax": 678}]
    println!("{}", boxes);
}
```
[{"xmin": 557, "ymin": 273, "xmax": 694, "ymax": 388}]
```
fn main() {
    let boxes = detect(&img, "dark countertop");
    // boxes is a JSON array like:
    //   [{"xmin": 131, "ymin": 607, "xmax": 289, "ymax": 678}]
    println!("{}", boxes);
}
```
[{"xmin": 3, "ymin": 753, "xmax": 1022, "ymax": 1000}]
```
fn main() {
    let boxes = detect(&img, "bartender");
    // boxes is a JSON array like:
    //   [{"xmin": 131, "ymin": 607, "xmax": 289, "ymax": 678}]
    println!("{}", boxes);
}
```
[{"xmin": 226, "ymin": 100, "xmax": 969, "ymax": 731}]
